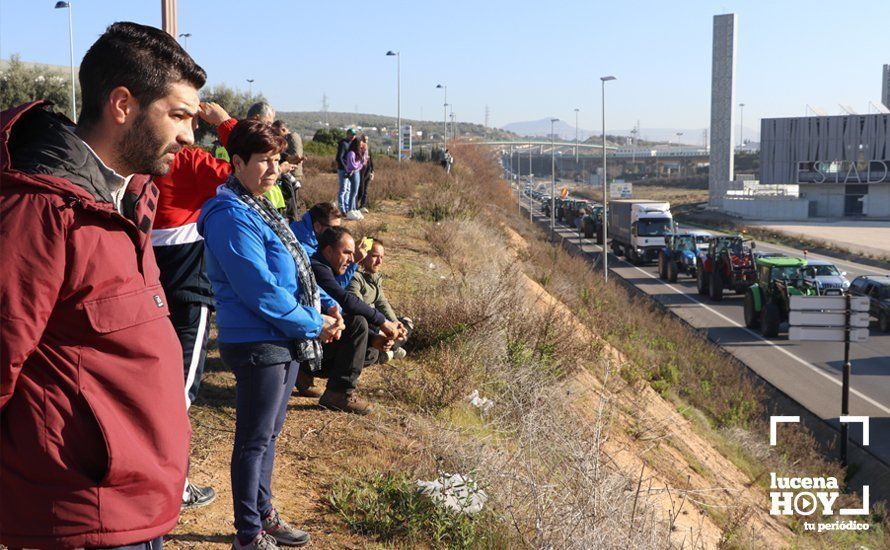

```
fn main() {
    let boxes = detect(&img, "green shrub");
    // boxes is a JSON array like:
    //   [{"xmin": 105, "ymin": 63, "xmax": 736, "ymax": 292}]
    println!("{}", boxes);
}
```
[{"xmin": 329, "ymin": 472, "xmax": 508, "ymax": 549}]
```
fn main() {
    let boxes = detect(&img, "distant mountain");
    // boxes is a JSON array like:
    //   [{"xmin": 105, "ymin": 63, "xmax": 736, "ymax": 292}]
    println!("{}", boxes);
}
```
[
  {"xmin": 279, "ymin": 111, "xmax": 514, "ymax": 141},
  {"xmin": 502, "ymin": 118, "xmax": 760, "ymax": 145},
  {"xmin": 502, "ymin": 118, "xmax": 593, "ymax": 141}
]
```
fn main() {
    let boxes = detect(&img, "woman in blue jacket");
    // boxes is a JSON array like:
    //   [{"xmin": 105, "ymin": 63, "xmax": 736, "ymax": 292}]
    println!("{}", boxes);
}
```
[{"xmin": 198, "ymin": 119, "xmax": 343, "ymax": 550}]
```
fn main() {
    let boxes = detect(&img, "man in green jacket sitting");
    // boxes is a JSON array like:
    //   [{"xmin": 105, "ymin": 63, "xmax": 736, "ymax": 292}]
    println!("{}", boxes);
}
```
[{"xmin": 347, "ymin": 238, "xmax": 412, "ymax": 362}]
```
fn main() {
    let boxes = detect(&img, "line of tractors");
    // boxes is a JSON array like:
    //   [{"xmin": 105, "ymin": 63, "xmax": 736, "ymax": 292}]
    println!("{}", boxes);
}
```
[
  {"xmin": 525, "ymin": 189, "xmax": 889, "ymax": 338},
  {"xmin": 659, "ymin": 233, "xmax": 831, "ymax": 337}
]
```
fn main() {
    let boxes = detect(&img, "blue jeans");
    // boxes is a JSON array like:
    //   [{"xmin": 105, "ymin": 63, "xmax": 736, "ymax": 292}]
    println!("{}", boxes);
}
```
[
  {"xmin": 337, "ymin": 169, "xmax": 351, "ymax": 213},
  {"xmin": 228, "ymin": 359, "xmax": 299, "ymax": 541},
  {"xmin": 347, "ymin": 171, "xmax": 362, "ymax": 212}
]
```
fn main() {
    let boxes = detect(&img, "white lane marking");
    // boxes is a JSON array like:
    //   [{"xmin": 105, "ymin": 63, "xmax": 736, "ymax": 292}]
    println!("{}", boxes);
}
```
[{"xmin": 558, "ymin": 223, "xmax": 890, "ymax": 416}]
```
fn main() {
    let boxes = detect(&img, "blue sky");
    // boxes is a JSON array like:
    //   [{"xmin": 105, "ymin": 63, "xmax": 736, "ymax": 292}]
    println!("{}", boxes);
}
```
[{"xmin": 2, "ymin": 0, "xmax": 888, "ymax": 134}]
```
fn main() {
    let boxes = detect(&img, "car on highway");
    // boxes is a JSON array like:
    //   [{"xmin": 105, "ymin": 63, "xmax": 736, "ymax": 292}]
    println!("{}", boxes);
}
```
[
  {"xmin": 800, "ymin": 259, "xmax": 850, "ymax": 296},
  {"xmin": 849, "ymin": 275, "xmax": 890, "ymax": 332},
  {"xmin": 743, "ymin": 256, "xmax": 817, "ymax": 337}
]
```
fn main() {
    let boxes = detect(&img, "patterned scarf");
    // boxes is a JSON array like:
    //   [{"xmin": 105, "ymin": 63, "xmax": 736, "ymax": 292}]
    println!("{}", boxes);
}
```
[{"xmin": 224, "ymin": 175, "xmax": 323, "ymax": 371}]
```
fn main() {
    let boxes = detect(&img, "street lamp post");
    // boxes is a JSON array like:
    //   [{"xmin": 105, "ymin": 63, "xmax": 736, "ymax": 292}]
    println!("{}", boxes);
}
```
[
  {"xmin": 386, "ymin": 51, "xmax": 401, "ymax": 163},
  {"xmin": 550, "ymin": 117, "xmax": 559, "ymax": 241},
  {"xmin": 178, "ymin": 32, "xmax": 191, "ymax": 51},
  {"xmin": 246, "ymin": 79, "xmax": 255, "ymax": 97},
  {"xmin": 600, "ymin": 76, "xmax": 616, "ymax": 282},
  {"xmin": 739, "ymin": 102, "xmax": 745, "ymax": 151},
  {"xmin": 436, "ymin": 84, "xmax": 447, "ymax": 149},
  {"xmin": 574, "ymin": 107, "xmax": 580, "ymax": 162},
  {"xmin": 54, "ymin": 1, "xmax": 76, "ymax": 122},
  {"xmin": 529, "ymin": 140, "xmax": 533, "ymax": 223}
]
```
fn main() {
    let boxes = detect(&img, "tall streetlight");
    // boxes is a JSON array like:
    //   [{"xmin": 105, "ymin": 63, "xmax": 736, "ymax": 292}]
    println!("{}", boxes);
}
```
[
  {"xmin": 600, "ymin": 76, "xmax": 616, "ymax": 282},
  {"xmin": 436, "ymin": 84, "xmax": 447, "ymax": 148},
  {"xmin": 738, "ymin": 102, "xmax": 746, "ymax": 151},
  {"xmin": 178, "ymin": 32, "xmax": 191, "ymax": 51},
  {"xmin": 386, "ymin": 51, "xmax": 401, "ymax": 163},
  {"xmin": 246, "ymin": 78, "xmax": 255, "ymax": 96},
  {"xmin": 574, "ymin": 107, "xmax": 580, "ymax": 162},
  {"xmin": 550, "ymin": 117, "xmax": 559, "ymax": 241},
  {"xmin": 675, "ymin": 131, "xmax": 683, "ymax": 147},
  {"xmin": 54, "ymin": 1, "xmax": 76, "ymax": 122},
  {"xmin": 528, "ymin": 140, "xmax": 534, "ymax": 223}
]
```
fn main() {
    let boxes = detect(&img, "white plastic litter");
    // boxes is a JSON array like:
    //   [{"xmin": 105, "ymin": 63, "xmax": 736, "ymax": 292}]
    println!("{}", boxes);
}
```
[
  {"xmin": 416, "ymin": 473, "xmax": 488, "ymax": 514},
  {"xmin": 467, "ymin": 389, "xmax": 494, "ymax": 413}
]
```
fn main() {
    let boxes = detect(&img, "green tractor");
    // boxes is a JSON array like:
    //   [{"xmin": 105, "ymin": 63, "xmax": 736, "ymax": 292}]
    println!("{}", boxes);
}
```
[{"xmin": 743, "ymin": 257, "xmax": 818, "ymax": 337}]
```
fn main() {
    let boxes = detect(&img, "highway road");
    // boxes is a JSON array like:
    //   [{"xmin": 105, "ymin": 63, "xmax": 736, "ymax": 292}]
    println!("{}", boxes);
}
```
[{"xmin": 518, "ymin": 193, "xmax": 890, "ymax": 465}]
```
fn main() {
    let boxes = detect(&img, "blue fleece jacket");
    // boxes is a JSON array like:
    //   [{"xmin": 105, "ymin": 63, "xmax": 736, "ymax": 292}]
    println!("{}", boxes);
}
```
[
  {"xmin": 198, "ymin": 186, "xmax": 337, "ymax": 344},
  {"xmin": 290, "ymin": 211, "xmax": 358, "ymax": 287}
]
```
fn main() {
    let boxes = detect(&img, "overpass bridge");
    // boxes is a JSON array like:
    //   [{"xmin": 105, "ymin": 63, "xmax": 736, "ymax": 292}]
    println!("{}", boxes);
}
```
[{"xmin": 489, "ymin": 140, "xmax": 711, "ymax": 180}]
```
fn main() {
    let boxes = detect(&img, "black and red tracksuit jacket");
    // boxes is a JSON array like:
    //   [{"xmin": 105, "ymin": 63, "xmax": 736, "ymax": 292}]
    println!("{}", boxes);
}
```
[{"xmin": 151, "ymin": 118, "xmax": 235, "ymax": 307}]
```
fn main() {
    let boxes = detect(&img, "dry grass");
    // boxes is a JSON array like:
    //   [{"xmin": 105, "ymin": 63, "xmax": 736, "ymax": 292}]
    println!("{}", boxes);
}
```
[{"xmin": 168, "ymin": 147, "xmax": 885, "ymax": 549}]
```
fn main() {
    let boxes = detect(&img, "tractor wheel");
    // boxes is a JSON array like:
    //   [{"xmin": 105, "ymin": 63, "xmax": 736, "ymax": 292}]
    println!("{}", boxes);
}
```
[
  {"xmin": 709, "ymin": 270, "xmax": 724, "ymax": 301},
  {"xmin": 697, "ymin": 262, "xmax": 709, "ymax": 296},
  {"xmin": 880, "ymin": 312, "xmax": 890, "ymax": 333},
  {"xmin": 658, "ymin": 253, "xmax": 667, "ymax": 279},
  {"xmin": 744, "ymin": 288, "xmax": 759, "ymax": 328},
  {"xmin": 761, "ymin": 303, "xmax": 781, "ymax": 338},
  {"xmin": 667, "ymin": 260, "xmax": 678, "ymax": 283}
]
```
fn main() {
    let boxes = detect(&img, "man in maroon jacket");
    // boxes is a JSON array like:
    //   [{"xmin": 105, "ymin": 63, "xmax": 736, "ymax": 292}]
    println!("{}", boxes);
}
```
[{"xmin": 0, "ymin": 22, "xmax": 205, "ymax": 549}]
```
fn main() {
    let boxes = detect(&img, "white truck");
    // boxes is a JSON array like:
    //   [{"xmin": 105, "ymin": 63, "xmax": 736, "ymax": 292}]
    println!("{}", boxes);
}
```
[{"xmin": 607, "ymin": 199, "xmax": 674, "ymax": 264}]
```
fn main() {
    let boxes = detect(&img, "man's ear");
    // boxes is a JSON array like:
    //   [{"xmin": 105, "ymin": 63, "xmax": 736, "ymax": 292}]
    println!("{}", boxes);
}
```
[{"xmin": 107, "ymin": 86, "xmax": 136, "ymax": 126}]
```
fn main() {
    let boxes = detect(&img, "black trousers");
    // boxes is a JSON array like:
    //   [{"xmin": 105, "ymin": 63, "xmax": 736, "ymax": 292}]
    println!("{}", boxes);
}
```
[
  {"xmin": 169, "ymin": 301, "xmax": 211, "ymax": 407},
  {"xmin": 357, "ymin": 174, "xmax": 371, "ymax": 209},
  {"xmin": 318, "ymin": 315, "xmax": 378, "ymax": 392}
]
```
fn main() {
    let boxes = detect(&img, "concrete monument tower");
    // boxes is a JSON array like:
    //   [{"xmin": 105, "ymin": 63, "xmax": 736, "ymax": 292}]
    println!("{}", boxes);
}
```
[
  {"xmin": 882, "ymin": 64, "xmax": 889, "ymax": 109},
  {"xmin": 708, "ymin": 13, "xmax": 737, "ymax": 207}
]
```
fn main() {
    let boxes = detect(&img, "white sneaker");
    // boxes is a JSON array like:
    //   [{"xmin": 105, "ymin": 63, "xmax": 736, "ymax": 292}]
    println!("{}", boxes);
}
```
[
  {"xmin": 345, "ymin": 210, "xmax": 361, "ymax": 221},
  {"xmin": 360, "ymin": 207, "xmax": 369, "ymax": 214},
  {"xmin": 352, "ymin": 210, "xmax": 365, "ymax": 220},
  {"xmin": 393, "ymin": 348, "xmax": 407, "ymax": 360}
]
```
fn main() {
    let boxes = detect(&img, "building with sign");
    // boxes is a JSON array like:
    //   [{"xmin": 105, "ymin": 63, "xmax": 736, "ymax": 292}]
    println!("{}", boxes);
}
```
[{"xmin": 758, "ymin": 113, "xmax": 890, "ymax": 218}]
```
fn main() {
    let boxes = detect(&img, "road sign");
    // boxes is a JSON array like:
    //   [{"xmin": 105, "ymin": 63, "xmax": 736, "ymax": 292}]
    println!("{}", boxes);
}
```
[
  {"xmin": 789, "ymin": 311, "xmax": 870, "ymax": 328},
  {"xmin": 610, "ymin": 181, "xmax": 633, "ymax": 199},
  {"xmin": 790, "ymin": 295, "xmax": 869, "ymax": 312},
  {"xmin": 399, "ymin": 124, "xmax": 412, "ymax": 159},
  {"xmin": 788, "ymin": 293, "xmax": 869, "ymax": 466},
  {"xmin": 788, "ymin": 326, "xmax": 870, "ymax": 343}
]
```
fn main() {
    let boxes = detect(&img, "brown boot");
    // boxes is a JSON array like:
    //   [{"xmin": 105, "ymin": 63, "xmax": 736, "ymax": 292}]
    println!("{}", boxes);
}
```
[
  {"xmin": 294, "ymin": 369, "xmax": 323, "ymax": 398},
  {"xmin": 318, "ymin": 390, "xmax": 373, "ymax": 415}
]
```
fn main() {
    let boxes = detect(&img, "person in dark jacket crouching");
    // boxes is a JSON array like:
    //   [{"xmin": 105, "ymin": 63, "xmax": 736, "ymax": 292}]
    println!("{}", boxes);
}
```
[
  {"xmin": 309, "ymin": 227, "xmax": 402, "ymax": 415},
  {"xmin": 0, "ymin": 22, "xmax": 204, "ymax": 550},
  {"xmin": 198, "ymin": 119, "xmax": 344, "ymax": 550}
]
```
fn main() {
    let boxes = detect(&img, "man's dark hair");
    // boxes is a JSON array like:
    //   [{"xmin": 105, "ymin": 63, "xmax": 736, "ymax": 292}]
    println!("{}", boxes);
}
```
[
  {"xmin": 78, "ymin": 22, "xmax": 206, "ymax": 129},
  {"xmin": 318, "ymin": 226, "xmax": 352, "ymax": 251},
  {"xmin": 227, "ymin": 119, "xmax": 287, "ymax": 165},
  {"xmin": 309, "ymin": 202, "xmax": 343, "ymax": 224}
]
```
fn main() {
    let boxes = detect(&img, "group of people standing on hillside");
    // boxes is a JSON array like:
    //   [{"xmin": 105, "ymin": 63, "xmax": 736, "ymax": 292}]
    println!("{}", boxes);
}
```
[
  {"xmin": 335, "ymin": 128, "xmax": 375, "ymax": 220},
  {"xmin": 1, "ymin": 21, "xmax": 407, "ymax": 550}
]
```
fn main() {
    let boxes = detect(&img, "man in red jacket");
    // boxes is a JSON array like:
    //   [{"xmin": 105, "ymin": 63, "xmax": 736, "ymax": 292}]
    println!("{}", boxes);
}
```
[{"xmin": 0, "ymin": 22, "xmax": 205, "ymax": 549}]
